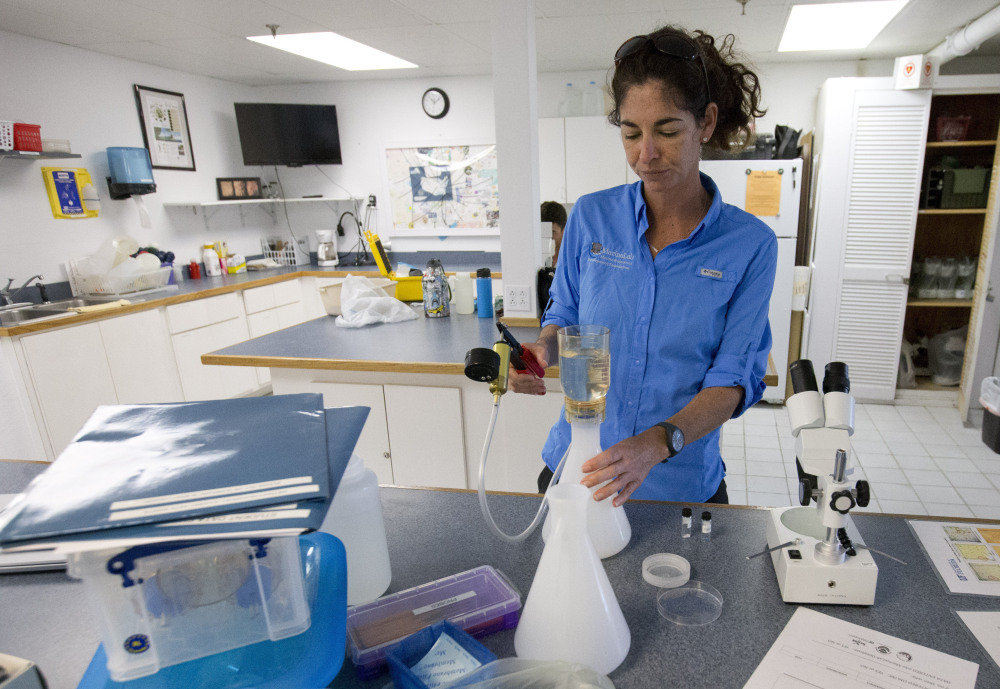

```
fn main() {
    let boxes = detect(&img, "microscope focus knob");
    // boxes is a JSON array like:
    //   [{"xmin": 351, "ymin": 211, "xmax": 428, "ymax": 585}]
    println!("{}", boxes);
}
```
[
  {"xmin": 798, "ymin": 478, "xmax": 812, "ymax": 506},
  {"xmin": 829, "ymin": 489, "xmax": 856, "ymax": 515},
  {"xmin": 855, "ymin": 480, "xmax": 871, "ymax": 508}
]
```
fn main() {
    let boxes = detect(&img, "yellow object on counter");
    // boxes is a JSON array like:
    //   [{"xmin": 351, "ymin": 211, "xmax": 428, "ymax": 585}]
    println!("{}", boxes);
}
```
[{"xmin": 363, "ymin": 229, "xmax": 423, "ymax": 302}]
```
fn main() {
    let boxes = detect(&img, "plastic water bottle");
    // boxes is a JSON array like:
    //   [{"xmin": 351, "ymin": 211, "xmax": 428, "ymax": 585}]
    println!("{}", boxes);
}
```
[
  {"xmin": 319, "ymin": 453, "xmax": 392, "ymax": 605},
  {"xmin": 476, "ymin": 268, "xmax": 494, "ymax": 318},
  {"xmin": 582, "ymin": 81, "xmax": 603, "ymax": 116},
  {"xmin": 565, "ymin": 82, "xmax": 582, "ymax": 117}
]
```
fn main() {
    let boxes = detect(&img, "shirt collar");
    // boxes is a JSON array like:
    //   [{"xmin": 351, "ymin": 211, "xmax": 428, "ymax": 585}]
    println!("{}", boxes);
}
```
[{"xmin": 633, "ymin": 172, "xmax": 723, "ymax": 245}]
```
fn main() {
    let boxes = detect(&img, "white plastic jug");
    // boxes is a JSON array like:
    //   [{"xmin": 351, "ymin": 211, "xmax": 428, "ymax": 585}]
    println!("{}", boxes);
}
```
[{"xmin": 320, "ymin": 453, "xmax": 392, "ymax": 605}]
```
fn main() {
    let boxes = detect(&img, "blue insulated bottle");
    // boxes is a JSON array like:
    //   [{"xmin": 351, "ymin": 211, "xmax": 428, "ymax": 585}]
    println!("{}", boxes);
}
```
[{"xmin": 476, "ymin": 268, "xmax": 493, "ymax": 318}]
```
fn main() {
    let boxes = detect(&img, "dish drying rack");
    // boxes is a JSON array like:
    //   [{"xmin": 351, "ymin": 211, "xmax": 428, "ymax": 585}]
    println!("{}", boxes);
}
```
[
  {"xmin": 260, "ymin": 238, "xmax": 302, "ymax": 266},
  {"xmin": 66, "ymin": 258, "xmax": 176, "ymax": 298}
]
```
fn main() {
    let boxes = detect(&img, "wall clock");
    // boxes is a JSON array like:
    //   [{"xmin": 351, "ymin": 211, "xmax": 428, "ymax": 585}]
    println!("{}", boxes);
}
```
[{"xmin": 422, "ymin": 87, "xmax": 450, "ymax": 119}]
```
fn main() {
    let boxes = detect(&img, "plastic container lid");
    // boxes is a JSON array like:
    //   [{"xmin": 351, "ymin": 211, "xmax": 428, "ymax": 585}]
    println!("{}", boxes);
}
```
[
  {"xmin": 656, "ymin": 580, "xmax": 723, "ymax": 626},
  {"xmin": 641, "ymin": 553, "xmax": 690, "ymax": 589}
]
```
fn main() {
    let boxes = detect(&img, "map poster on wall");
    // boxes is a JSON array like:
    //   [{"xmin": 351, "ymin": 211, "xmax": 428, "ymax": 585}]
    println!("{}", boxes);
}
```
[{"xmin": 386, "ymin": 145, "xmax": 499, "ymax": 233}]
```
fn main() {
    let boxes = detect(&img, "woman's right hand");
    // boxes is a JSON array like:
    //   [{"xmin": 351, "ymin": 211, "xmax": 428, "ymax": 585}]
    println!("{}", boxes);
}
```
[{"xmin": 508, "ymin": 341, "xmax": 550, "ymax": 395}]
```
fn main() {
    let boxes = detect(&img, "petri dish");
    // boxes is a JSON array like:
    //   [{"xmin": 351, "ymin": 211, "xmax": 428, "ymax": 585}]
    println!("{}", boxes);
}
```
[
  {"xmin": 656, "ymin": 580, "xmax": 723, "ymax": 625},
  {"xmin": 641, "ymin": 553, "xmax": 690, "ymax": 589}
]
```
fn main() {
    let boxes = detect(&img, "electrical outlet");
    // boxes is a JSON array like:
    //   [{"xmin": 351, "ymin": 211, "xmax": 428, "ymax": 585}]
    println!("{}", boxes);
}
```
[{"xmin": 505, "ymin": 284, "xmax": 530, "ymax": 311}]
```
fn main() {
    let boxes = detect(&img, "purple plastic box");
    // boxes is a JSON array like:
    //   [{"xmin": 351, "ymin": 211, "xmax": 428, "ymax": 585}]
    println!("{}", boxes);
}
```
[{"xmin": 345, "ymin": 565, "xmax": 521, "ymax": 680}]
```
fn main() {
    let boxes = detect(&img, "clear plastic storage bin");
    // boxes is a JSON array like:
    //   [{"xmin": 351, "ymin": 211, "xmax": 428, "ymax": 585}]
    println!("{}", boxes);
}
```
[
  {"xmin": 66, "ymin": 537, "xmax": 310, "ymax": 682},
  {"xmin": 346, "ymin": 566, "xmax": 521, "ymax": 680}
]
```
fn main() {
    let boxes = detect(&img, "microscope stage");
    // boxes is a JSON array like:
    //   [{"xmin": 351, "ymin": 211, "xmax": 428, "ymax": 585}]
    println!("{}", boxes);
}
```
[{"xmin": 766, "ymin": 507, "xmax": 878, "ymax": 606}]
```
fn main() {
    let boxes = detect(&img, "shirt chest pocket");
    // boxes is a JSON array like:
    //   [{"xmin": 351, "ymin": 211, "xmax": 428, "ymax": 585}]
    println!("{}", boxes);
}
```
[{"xmin": 695, "ymin": 265, "xmax": 739, "ymax": 307}]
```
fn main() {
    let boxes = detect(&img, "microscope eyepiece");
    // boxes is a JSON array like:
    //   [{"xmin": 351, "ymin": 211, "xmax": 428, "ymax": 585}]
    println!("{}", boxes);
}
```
[
  {"xmin": 789, "ymin": 359, "xmax": 819, "ymax": 394},
  {"xmin": 822, "ymin": 362, "xmax": 850, "ymax": 394}
]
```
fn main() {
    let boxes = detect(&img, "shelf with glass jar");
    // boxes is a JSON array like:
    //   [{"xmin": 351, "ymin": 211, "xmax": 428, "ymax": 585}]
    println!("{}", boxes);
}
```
[{"xmin": 908, "ymin": 255, "xmax": 977, "ymax": 306}]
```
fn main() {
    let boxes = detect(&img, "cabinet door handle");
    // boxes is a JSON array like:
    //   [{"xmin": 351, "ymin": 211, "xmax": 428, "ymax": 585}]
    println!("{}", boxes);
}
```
[
  {"xmin": 987, "ymin": 285, "xmax": 995, "ymax": 303},
  {"xmin": 383, "ymin": 452, "xmax": 391, "ymax": 459},
  {"xmin": 886, "ymin": 274, "xmax": 909, "ymax": 285}
]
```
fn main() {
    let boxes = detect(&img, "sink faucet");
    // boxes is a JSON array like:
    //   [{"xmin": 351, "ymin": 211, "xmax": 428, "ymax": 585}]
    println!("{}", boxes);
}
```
[{"xmin": 1, "ymin": 275, "xmax": 44, "ymax": 306}]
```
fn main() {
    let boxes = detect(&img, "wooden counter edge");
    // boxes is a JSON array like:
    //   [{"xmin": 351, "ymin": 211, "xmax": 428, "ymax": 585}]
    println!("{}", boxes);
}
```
[{"xmin": 0, "ymin": 268, "xmax": 505, "ymax": 337}]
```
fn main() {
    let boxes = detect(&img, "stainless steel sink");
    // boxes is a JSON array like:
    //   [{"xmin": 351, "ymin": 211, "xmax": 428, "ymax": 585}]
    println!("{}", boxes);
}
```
[
  {"xmin": 40, "ymin": 297, "xmax": 126, "ymax": 309},
  {"xmin": 0, "ymin": 306, "xmax": 74, "ymax": 326}
]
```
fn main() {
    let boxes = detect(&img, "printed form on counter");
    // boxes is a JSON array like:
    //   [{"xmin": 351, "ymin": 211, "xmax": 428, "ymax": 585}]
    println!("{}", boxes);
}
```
[
  {"xmin": 907, "ymin": 520, "xmax": 1000, "ymax": 596},
  {"xmin": 743, "ymin": 608, "xmax": 978, "ymax": 689}
]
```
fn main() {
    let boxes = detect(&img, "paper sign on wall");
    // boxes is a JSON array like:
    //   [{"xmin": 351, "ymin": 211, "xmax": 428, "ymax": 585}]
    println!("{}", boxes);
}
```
[{"xmin": 745, "ymin": 170, "xmax": 781, "ymax": 216}]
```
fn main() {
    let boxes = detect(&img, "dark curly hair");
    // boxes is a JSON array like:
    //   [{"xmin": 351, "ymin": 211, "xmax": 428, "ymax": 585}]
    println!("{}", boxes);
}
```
[{"xmin": 608, "ymin": 26, "xmax": 765, "ymax": 150}]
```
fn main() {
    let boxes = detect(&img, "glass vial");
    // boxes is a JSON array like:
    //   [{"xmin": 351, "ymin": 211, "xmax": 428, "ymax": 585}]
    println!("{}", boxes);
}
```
[
  {"xmin": 701, "ymin": 510, "xmax": 712, "ymax": 541},
  {"xmin": 681, "ymin": 507, "xmax": 692, "ymax": 538}
]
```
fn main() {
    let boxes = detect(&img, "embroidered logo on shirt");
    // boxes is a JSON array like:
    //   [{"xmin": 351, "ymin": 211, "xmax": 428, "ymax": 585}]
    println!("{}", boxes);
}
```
[
  {"xmin": 588, "ymin": 242, "xmax": 634, "ymax": 270},
  {"xmin": 698, "ymin": 267, "xmax": 724, "ymax": 280}
]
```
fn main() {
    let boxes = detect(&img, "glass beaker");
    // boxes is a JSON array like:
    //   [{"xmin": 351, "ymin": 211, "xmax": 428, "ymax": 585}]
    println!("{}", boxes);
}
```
[
  {"xmin": 917, "ymin": 257, "xmax": 941, "ymax": 299},
  {"xmin": 936, "ymin": 257, "xmax": 958, "ymax": 299},
  {"xmin": 558, "ymin": 324, "xmax": 610, "ymax": 422},
  {"xmin": 955, "ymin": 256, "xmax": 977, "ymax": 299}
]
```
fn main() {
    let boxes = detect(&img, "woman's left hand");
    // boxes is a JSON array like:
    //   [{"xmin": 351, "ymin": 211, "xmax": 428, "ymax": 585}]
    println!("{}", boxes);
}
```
[{"xmin": 579, "ymin": 427, "xmax": 665, "ymax": 507}]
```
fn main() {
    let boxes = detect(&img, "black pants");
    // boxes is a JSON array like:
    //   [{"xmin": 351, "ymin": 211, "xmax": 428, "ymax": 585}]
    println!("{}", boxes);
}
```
[{"xmin": 536, "ymin": 466, "xmax": 729, "ymax": 505}]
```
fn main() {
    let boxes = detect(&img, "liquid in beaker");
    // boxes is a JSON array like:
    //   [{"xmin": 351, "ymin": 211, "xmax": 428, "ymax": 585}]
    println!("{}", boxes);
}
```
[{"xmin": 558, "ymin": 325, "xmax": 610, "ymax": 422}]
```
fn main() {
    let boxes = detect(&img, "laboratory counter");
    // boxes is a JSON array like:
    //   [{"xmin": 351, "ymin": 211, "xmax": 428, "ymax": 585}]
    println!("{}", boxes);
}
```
[
  {"xmin": 203, "ymin": 309, "xmax": 779, "ymax": 384},
  {"xmin": 1, "ymin": 481, "xmax": 998, "ymax": 689}
]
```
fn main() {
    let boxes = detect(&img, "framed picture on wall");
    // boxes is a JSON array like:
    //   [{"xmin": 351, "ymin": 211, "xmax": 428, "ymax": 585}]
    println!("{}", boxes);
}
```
[
  {"xmin": 134, "ymin": 84, "xmax": 196, "ymax": 171},
  {"xmin": 217, "ymin": 177, "xmax": 263, "ymax": 200}
]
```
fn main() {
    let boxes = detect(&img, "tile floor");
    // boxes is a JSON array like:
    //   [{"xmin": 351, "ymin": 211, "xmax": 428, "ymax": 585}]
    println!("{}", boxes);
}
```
[{"xmin": 721, "ymin": 402, "xmax": 1000, "ymax": 520}]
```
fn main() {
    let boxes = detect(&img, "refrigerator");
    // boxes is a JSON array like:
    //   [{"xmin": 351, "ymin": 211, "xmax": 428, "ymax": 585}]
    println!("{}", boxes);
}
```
[{"xmin": 700, "ymin": 159, "xmax": 802, "ymax": 404}]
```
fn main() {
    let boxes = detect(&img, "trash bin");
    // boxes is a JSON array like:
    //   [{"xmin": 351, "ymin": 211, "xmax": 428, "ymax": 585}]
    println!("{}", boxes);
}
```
[{"xmin": 980, "ymin": 377, "xmax": 1000, "ymax": 454}]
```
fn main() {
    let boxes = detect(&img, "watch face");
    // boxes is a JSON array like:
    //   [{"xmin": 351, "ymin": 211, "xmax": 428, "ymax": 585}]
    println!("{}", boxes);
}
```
[
  {"xmin": 670, "ymin": 428, "xmax": 683, "ymax": 453},
  {"xmin": 422, "ymin": 88, "xmax": 449, "ymax": 119}
]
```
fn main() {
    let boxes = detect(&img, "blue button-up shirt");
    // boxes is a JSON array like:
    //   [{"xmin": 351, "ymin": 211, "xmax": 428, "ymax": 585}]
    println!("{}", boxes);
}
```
[{"xmin": 541, "ymin": 175, "xmax": 777, "ymax": 502}]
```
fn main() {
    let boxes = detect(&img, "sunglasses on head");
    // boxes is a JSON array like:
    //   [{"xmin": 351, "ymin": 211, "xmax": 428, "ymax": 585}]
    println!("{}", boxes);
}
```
[{"xmin": 614, "ymin": 33, "xmax": 712, "ymax": 104}]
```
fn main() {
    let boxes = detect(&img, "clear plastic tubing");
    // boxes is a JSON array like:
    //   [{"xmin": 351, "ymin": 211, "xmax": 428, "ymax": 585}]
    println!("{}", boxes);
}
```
[{"xmin": 477, "ymin": 399, "xmax": 568, "ymax": 544}]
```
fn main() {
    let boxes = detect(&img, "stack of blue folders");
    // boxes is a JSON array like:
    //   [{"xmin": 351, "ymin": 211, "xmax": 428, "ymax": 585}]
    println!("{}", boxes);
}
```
[{"xmin": 0, "ymin": 393, "xmax": 368, "ymax": 554}]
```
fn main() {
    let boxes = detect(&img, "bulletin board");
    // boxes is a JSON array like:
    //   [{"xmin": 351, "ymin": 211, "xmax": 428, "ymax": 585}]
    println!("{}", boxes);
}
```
[{"xmin": 385, "ymin": 144, "xmax": 500, "ymax": 233}]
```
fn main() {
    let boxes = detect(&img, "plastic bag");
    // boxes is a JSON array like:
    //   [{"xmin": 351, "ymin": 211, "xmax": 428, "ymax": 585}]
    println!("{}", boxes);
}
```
[
  {"xmin": 335, "ymin": 274, "xmax": 418, "ymax": 328},
  {"xmin": 927, "ymin": 325, "xmax": 967, "ymax": 386},
  {"xmin": 981, "ymin": 376, "xmax": 1000, "ymax": 414},
  {"xmin": 441, "ymin": 659, "xmax": 615, "ymax": 689}
]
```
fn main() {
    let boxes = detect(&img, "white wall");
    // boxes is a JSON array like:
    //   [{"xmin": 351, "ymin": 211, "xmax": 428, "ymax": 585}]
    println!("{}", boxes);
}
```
[{"xmin": 0, "ymin": 28, "xmax": 916, "ymax": 286}]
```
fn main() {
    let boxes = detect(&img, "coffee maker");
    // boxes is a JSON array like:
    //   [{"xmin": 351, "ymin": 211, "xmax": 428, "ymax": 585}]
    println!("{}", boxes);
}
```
[{"xmin": 315, "ymin": 230, "xmax": 338, "ymax": 267}]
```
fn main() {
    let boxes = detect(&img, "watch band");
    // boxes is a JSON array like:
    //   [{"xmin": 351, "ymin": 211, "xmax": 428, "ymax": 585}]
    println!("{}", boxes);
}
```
[{"xmin": 655, "ymin": 421, "xmax": 684, "ymax": 463}]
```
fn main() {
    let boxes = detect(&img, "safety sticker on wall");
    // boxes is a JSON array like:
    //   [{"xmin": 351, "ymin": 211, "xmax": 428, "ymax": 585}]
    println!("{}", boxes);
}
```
[{"xmin": 41, "ymin": 167, "xmax": 100, "ymax": 219}]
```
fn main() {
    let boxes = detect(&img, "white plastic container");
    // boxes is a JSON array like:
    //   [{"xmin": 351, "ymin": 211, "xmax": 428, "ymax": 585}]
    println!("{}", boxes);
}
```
[
  {"xmin": 320, "ymin": 453, "xmax": 392, "ymax": 605},
  {"xmin": 66, "ymin": 537, "xmax": 310, "ymax": 682},
  {"xmin": 452, "ymin": 272, "xmax": 475, "ymax": 315},
  {"xmin": 202, "ymin": 245, "xmax": 222, "ymax": 276}
]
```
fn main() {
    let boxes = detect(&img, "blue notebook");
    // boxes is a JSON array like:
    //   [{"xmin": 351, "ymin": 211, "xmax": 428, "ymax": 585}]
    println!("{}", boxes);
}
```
[{"xmin": 0, "ymin": 395, "xmax": 368, "ymax": 552}]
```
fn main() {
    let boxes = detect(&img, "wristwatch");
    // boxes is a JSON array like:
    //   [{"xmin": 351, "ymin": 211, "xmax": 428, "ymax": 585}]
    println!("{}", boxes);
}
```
[{"xmin": 655, "ymin": 422, "xmax": 684, "ymax": 463}]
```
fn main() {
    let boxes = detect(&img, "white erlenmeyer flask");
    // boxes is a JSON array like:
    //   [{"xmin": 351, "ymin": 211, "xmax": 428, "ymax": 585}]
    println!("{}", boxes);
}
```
[
  {"xmin": 514, "ymin": 482, "xmax": 630, "ymax": 674},
  {"xmin": 543, "ymin": 421, "xmax": 631, "ymax": 558}
]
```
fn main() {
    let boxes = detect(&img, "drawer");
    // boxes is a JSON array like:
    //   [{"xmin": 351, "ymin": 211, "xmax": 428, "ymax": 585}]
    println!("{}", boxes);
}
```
[
  {"xmin": 272, "ymin": 279, "xmax": 302, "ymax": 307},
  {"xmin": 165, "ymin": 292, "xmax": 244, "ymax": 334}
]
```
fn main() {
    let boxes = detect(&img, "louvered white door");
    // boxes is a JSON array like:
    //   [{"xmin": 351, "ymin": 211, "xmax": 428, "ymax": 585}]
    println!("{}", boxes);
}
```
[
  {"xmin": 833, "ymin": 89, "xmax": 930, "ymax": 399},
  {"xmin": 807, "ymin": 81, "xmax": 931, "ymax": 400}
]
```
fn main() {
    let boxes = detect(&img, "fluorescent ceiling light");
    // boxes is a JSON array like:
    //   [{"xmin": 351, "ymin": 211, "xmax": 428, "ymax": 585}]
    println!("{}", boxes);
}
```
[
  {"xmin": 247, "ymin": 31, "xmax": 417, "ymax": 71},
  {"xmin": 778, "ymin": 0, "xmax": 908, "ymax": 52}
]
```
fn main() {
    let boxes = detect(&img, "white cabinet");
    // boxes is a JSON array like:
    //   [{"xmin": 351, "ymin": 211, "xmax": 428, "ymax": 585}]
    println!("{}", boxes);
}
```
[
  {"xmin": 100, "ymin": 309, "xmax": 184, "ymax": 404},
  {"xmin": 243, "ymin": 280, "xmax": 308, "ymax": 386},
  {"xmin": 19, "ymin": 323, "xmax": 118, "ymax": 457},
  {"xmin": 384, "ymin": 384, "xmax": 466, "ymax": 489},
  {"xmin": 18, "ymin": 310, "xmax": 185, "ymax": 458},
  {"xmin": 538, "ymin": 116, "xmax": 629, "ymax": 203},
  {"xmin": 270, "ymin": 374, "xmax": 467, "ymax": 490},
  {"xmin": 167, "ymin": 293, "xmax": 258, "ymax": 400}
]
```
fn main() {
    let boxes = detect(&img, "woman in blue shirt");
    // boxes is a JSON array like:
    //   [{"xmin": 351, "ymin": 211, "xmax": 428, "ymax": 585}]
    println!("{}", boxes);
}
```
[{"xmin": 513, "ymin": 25, "xmax": 776, "ymax": 505}]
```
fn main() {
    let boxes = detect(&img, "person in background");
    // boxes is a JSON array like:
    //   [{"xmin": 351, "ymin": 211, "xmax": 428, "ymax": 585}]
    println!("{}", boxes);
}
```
[
  {"xmin": 537, "ymin": 201, "xmax": 568, "ymax": 313},
  {"xmin": 541, "ymin": 201, "xmax": 568, "ymax": 267},
  {"xmin": 513, "ymin": 25, "xmax": 776, "ymax": 505}
]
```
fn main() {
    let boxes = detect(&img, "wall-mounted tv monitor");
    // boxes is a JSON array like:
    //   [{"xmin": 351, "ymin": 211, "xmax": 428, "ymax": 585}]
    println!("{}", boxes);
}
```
[{"xmin": 234, "ymin": 102, "xmax": 342, "ymax": 167}]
